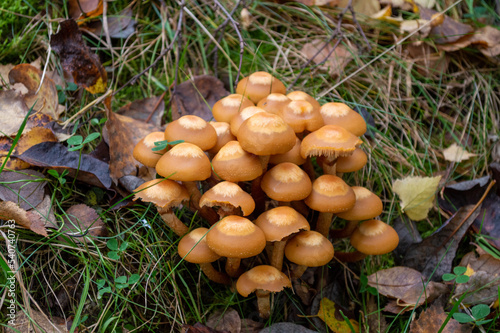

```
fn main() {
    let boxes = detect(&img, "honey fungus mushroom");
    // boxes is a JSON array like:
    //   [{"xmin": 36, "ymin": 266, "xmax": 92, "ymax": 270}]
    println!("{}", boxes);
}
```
[
  {"xmin": 236, "ymin": 265, "xmax": 291, "ymax": 319},
  {"xmin": 199, "ymin": 181, "xmax": 255, "ymax": 218},
  {"xmin": 164, "ymin": 115, "xmax": 217, "ymax": 151},
  {"xmin": 133, "ymin": 132, "xmax": 167, "ymax": 168},
  {"xmin": 212, "ymin": 94, "xmax": 254, "ymax": 123},
  {"xmin": 236, "ymin": 71, "xmax": 286, "ymax": 104}
]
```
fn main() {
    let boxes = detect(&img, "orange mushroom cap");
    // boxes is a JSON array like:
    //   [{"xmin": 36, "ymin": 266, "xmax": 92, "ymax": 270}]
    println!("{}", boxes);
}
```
[{"xmin": 350, "ymin": 220, "xmax": 399, "ymax": 255}]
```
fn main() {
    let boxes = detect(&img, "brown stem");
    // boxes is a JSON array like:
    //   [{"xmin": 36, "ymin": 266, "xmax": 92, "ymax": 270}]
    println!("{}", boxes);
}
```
[
  {"xmin": 316, "ymin": 212, "xmax": 333, "ymax": 237},
  {"xmin": 184, "ymin": 181, "xmax": 219, "ymax": 225},
  {"xmin": 271, "ymin": 240, "xmax": 286, "ymax": 271},
  {"xmin": 199, "ymin": 263, "xmax": 231, "ymax": 285},
  {"xmin": 330, "ymin": 220, "xmax": 359, "ymax": 239},
  {"xmin": 225, "ymin": 257, "xmax": 242, "ymax": 277},
  {"xmin": 157, "ymin": 207, "xmax": 189, "ymax": 236},
  {"xmin": 256, "ymin": 289, "xmax": 271, "ymax": 319},
  {"xmin": 251, "ymin": 175, "xmax": 266, "ymax": 216},
  {"xmin": 292, "ymin": 264, "xmax": 308, "ymax": 279},
  {"xmin": 321, "ymin": 156, "xmax": 337, "ymax": 175},
  {"xmin": 302, "ymin": 157, "xmax": 316, "ymax": 182},
  {"xmin": 334, "ymin": 251, "xmax": 367, "ymax": 262},
  {"xmin": 291, "ymin": 200, "xmax": 309, "ymax": 217}
]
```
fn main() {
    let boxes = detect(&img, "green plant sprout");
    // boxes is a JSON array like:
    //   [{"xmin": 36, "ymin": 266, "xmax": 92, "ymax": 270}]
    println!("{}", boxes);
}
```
[
  {"xmin": 67, "ymin": 132, "xmax": 101, "ymax": 152},
  {"xmin": 152, "ymin": 139, "xmax": 184, "ymax": 151},
  {"xmin": 442, "ymin": 266, "xmax": 470, "ymax": 284},
  {"xmin": 47, "ymin": 169, "xmax": 68, "ymax": 185},
  {"xmin": 56, "ymin": 82, "xmax": 78, "ymax": 104},
  {"xmin": 452, "ymin": 304, "xmax": 492, "ymax": 325},
  {"xmin": 106, "ymin": 238, "xmax": 128, "ymax": 261}
]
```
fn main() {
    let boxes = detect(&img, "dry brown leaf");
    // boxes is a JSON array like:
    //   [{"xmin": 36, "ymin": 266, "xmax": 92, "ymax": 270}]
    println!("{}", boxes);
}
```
[
  {"xmin": 400, "ymin": 19, "xmax": 432, "ymax": 38},
  {"xmin": 338, "ymin": 0, "xmax": 380, "ymax": 16},
  {"xmin": 454, "ymin": 252, "xmax": 500, "ymax": 305},
  {"xmin": 8, "ymin": 64, "xmax": 60, "ymax": 120},
  {"xmin": 410, "ymin": 303, "xmax": 472, "ymax": 333},
  {"xmin": 0, "ymin": 90, "xmax": 31, "ymax": 137},
  {"xmin": 393, "ymin": 175, "xmax": 441, "ymax": 221},
  {"xmin": 368, "ymin": 267, "xmax": 447, "ymax": 308},
  {"xmin": 68, "ymin": 0, "xmax": 103, "ymax": 22},
  {"xmin": 301, "ymin": 39, "xmax": 357, "ymax": 77},
  {"xmin": 437, "ymin": 26, "xmax": 500, "ymax": 57},
  {"xmin": 117, "ymin": 95, "xmax": 165, "ymax": 128},
  {"xmin": 290, "ymin": 0, "xmax": 340, "ymax": 6},
  {"xmin": 0, "ymin": 201, "xmax": 47, "ymax": 236},
  {"xmin": 206, "ymin": 308, "xmax": 241, "ymax": 333},
  {"xmin": 60, "ymin": 204, "xmax": 106, "ymax": 243},
  {"xmin": 4, "ymin": 310, "xmax": 69, "ymax": 333},
  {"xmin": 31, "ymin": 194, "xmax": 58, "ymax": 229},
  {"xmin": 405, "ymin": 42, "xmax": 449, "ymax": 77},
  {"xmin": 0, "ymin": 170, "xmax": 46, "ymax": 210},
  {"xmin": 81, "ymin": 7, "xmax": 136, "ymax": 38},
  {"xmin": 51, "ymin": 19, "xmax": 107, "ymax": 94},
  {"xmin": 419, "ymin": 7, "xmax": 474, "ymax": 44},
  {"xmin": 105, "ymin": 111, "xmax": 159, "ymax": 184},
  {"xmin": 442, "ymin": 143, "xmax": 476, "ymax": 162}
]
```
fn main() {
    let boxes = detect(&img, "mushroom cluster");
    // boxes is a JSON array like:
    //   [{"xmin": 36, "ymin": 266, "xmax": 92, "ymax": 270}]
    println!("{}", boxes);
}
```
[{"xmin": 131, "ymin": 71, "xmax": 399, "ymax": 318}]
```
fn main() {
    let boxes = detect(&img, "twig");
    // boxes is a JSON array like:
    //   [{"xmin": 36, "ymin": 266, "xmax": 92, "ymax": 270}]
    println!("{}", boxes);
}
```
[
  {"xmin": 318, "ymin": 1, "xmax": 463, "ymax": 98},
  {"xmin": 145, "ymin": 90, "xmax": 167, "ymax": 123},
  {"xmin": 62, "ymin": 89, "xmax": 113, "ymax": 128},
  {"xmin": 113, "ymin": 0, "xmax": 185, "ymax": 96}
]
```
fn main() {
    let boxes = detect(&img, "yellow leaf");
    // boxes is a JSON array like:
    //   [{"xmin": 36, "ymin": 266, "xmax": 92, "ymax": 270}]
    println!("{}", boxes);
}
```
[
  {"xmin": 392, "ymin": 176, "xmax": 441, "ymax": 221},
  {"xmin": 442, "ymin": 143, "xmax": 476, "ymax": 162},
  {"xmin": 86, "ymin": 76, "xmax": 107, "ymax": 94},
  {"xmin": 464, "ymin": 264, "xmax": 475, "ymax": 277},
  {"xmin": 317, "ymin": 297, "xmax": 359, "ymax": 333}
]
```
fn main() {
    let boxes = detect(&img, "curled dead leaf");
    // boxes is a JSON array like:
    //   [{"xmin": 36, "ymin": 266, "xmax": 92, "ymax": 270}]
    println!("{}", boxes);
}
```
[
  {"xmin": 0, "ymin": 170, "xmax": 46, "ymax": 210},
  {"xmin": 301, "ymin": 39, "xmax": 357, "ymax": 77},
  {"xmin": 60, "ymin": 204, "xmax": 106, "ymax": 243},
  {"xmin": 442, "ymin": 143, "xmax": 476, "ymax": 162},
  {"xmin": 0, "ymin": 201, "xmax": 47, "ymax": 236},
  {"xmin": 68, "ymin": 0, "xmax": 103, "ymax": 22},
  {"xmin": 410, "ymin": 303, "xmax": 472, "ymax": 333},
  {"xmin": 419, "ymin": 7, "xmax": 474, "ymax": 44}
]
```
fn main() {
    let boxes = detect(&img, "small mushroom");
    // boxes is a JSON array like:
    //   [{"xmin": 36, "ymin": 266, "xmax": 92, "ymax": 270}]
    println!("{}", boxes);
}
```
[
  {"xmin": 206, "ymin": 215, "xmax": 266, "ymax": 277},
  {"xmin": 199, "ymin": 181, "xmax": 255, "ymax": 218},
  {"xmin": 319, "ymin": 102, "xmax": 367, "ymax": 137},
  {"xmin": 212, "ymin": 94, "xmax": 254, "ymax": 123},
  {"xmin": 284, "ymin": 230, "xmax": 334, "ymax": 279},
  {"xmin": 278, "ymin": 100, "xmax": 324, "ymax": 135},
  {"xmin": 211, "ymin": 141, "xmax": 263, "ymax": 182},
  {"xmin": 256, "ymin": 93, "xmax": 291, "ymax": 115},
  {"xmin": 236, "ymin": 72, "xmax": 286, "ymax": 104},
  {"xmin": 261, "ymin": 162, "xmax": 312, "ymax": 205},
  {"xmin": 178, "ymin": 228, "xmax": 231, "ymax": 285},
  {"xmin": 287, "ymin": 91, "xmax": 321, "ymax": 112},
  {"xmin": 230, "ymin": 106, "xmax": 267, "ymax": 136},
  {"xmin": 236, "ymin": 265, "xmax": 291, "ymax": 319},
  {"xmin": 207, "ymin": 122, "xmax": 236, "ymax": 156},
  {"xmin": 164, "ymin": 115, "xmax": 217, "ymax": 151},
  {"xmin": 133, "ymin": 132, "xmax": 168, "ymax": 168}
]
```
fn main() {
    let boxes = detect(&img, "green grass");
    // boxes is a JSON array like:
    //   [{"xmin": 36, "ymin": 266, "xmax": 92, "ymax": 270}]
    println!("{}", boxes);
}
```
[{"xmin": 0, "ymin": 0, "xmax": 499, "ymax": 332}]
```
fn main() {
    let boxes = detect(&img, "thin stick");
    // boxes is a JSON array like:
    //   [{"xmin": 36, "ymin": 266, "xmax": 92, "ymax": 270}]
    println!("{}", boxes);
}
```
[{"xmin": 145, "ymin": 90, "xmax": 167, "ymax": 123}]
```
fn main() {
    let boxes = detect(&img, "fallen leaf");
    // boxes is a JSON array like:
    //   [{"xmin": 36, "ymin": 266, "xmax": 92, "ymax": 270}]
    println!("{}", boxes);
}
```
[
  {"xmin": 419, "ymin": 7, "xmax": 474, "ymax": 44},
  {"xmin": 392, "ymin": 175, "xmax": 441, "ymax": 221},
  {"xmin": 206, "ymin": 308, "xmax": 241, "ymax": 333},
  {"xmin": 68, "ymin": 0, "xmax": 103, "ymax": 22},
  {"xmin": 117, "ymin": 95, "xmax": 165, "ymax": 128},
  {"xmin": 105, "ymin": 110, "xmax": 159, "ymax": 184},
  {"xmin": 0, "ymin": 90, "xmax": 31, "ymax": 137},
  {"xmin": 400, "ymin": 19, "xmax": 432, "ymax": 38},
  {"xmin": 442, "ymin": 143, "xmax": 476, "ymax": 162},
  {"xmin": 290, "ymin": 0, "xmax": 339, "ymax": 6},
  {"xmin": 437, "ymin": 26, "xmax": 500, "ymax": 57},
  {"xmin": 0, "ymin": 170, "xmax": 46, "ymax": 210},
  {"xmin": 60, "ymin": 204, "xmax": 106, "ymax": 243},
  {"xmin": 337, "ymin": 0, "xmax": 380, "ymax": 16},
  {"xmin": 393, "ymin": 216, "xmax": 422, "ymax": 264},
  {"xmin": 301, "ymin": 39, "xmax": 357, "ymax": 77},
  {"xmin": 410, "ymin": 303, "xmax": 472, "ymax": 333},
  {"xmin": 414, "ymin": 0, "xmax": 435, "ymax": 8},
  {"xmin": 259, "ymin": 323, "xmax": 317, "ymax": 333},
  {"xmin": 82, "ymin": 7, "xmax": 136, "ymax": 39},
  {"xmin": 405, "ymin": 42, "xmax": 449, "ymax": 77},
  {"xmin": 18, "ymin": 141, "xmax": 112, "ymax": 188},
  {"xmin": 317, "ymin": 297, "xmax": 360, "ymax": 332},
  {"xmin": 51, "ymin": 19, "xmax": 107, "ymax": 94},
  {"xmin": 31, "ymin": 194, "xmax": 58, "ymax": 229},
  {"xmin": 366, "ymin": 295, "xmax": 389, "ymax": 332},
  {"xmin": 402, "ymin": 205, "xmax": 480, "ymax": 281},
  {"xmin": 368, "ymin": 267, "xmax": 447, "ymax": 310},
  {"xmin": 171, "ymin": 75, "xmax": 229, "ymax": 121},
  {"xmin": 8, "ymin": 64, "xmax": 60, "ymax": 119},
  {"xmin": 0, "ymin": 201, "xmax": 47, "ymax": 236},
  {"xmin": 454, "ymin": 252, "xmax": 500, "ymax": 305},
  {"xmin": 240, "ymin": 319, "xmax": 264, "ymax": 333},
  {"xmin": 4, "ymin": 310, "xmax": 69, "ymax": 333},
  {"xmin": 182, "ymin": 322, "xmax": 230, "ymax": 333}
]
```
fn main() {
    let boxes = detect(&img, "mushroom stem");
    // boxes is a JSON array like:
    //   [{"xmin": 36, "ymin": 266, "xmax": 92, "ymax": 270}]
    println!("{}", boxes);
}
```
[
  {"xmin": 334, "ymin": 250, "xmax": 367, "ymax": 262},
  {"xmin": 271, "ymin": 240, "xmax": 286, "ymax": 271},
  {"xmin": 183, "ymin": 181, "xmax": 219, "ymax": 225},
  {"xmin": 291, "ymin": 264, "xmax": 309, "ymax": 279},
  {"xmin": 157, "ymin": 207, "xmax": 189, "ymax": 236},
  {"xmin": 256, "ymin": 289, "xmax": 271, "ymax": 319},
  {"xmin": 291, "ymin": 200, "xmax": 309, "ymax": 217},
  {"xmin": 330, "ymin": 220, "xmax": 359, "ymax": 239},
  {"xmin": 199, "ymin": 263, "xmax": 231, "ymax": 285},
  {"xmin": 302, "ymin": 158, "xmax": 316, "ymax": 182},
  {"xmin": 251, "ymin": 176, "xmax": 267, "ymax": 216},
  {"xmin": 316, "ymin": 212, "xmax": 334, "ymax": 237},
  {"xmin": 321, "ymin": 156, "xmax": 337, "ymax": 175},
  {"xmin": 225, "ymin": 257, "xmax": 242, "ymax": 277}
]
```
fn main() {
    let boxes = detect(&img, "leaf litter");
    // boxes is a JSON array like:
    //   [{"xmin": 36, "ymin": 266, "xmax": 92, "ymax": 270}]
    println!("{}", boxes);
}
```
[{"xmin": 392, "ymin": 175, "xmax": 441, "ymax": 221}]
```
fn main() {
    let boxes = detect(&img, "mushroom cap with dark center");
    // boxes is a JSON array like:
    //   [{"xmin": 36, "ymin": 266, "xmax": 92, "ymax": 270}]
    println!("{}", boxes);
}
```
[
  {"xmin": 278, "ymin": 100, "xmax": 324, "ymax": 134},
  {"xmin": 133, "ymin": 132, "xmax": 168, "ymax": 168},
  {"xmin": 200, "ymin": 181, "xmax": 255, "ymax": 216},
  {"xmin": 207, "ymin": 122, "xmax": 236, "ymax": 155},
  {"xmin": 164, "ymin": 115, "xmax": 217, "ymax": 151},
  {"xmin": 211, "ymin": 141, "xmax": 263, "ymax": 182},
  {"xmin": 304, "ymin": 175, "xmax": 355, "ymax": 213},
  {"xmin": 350, "ymin": 220, "xmax": 399, "ymax": 255},
  {"xmin": 256, "ymin": 93, "xmax": 291, "ymax": 114},
  {"xmin": 212, "ymin": 94, "xmax": 255, "ymax": 123},
  {"xmin": 320, "ymin": 103, "xmax": 366, "ymax": 137},
  {"xmin": 155, "ymin": 142, "xmax": 212, "ymax": 181},
  {"xmin": 206, "ymin": 215, "xmax": 266, "ymax": 258},
  {"xmin": 269, "ymin": 137, "xmax": 306, "ymax": 166},
  {"xmin": 237, "ymin": 112, "xmax": 296, "ymax": 156},
  {"xmin": 287, "ymin": 91, "xmax": 321, "ymax": 111},
  {"xmin": 230, "ymin": 106, "xmax": 267, "ymax": 136},
  {"xmin": 255, "ymin": 206, "xmax": 310, "ymax": 242},
  {"xmin": 261, "ymin": 162, "xmax": 312, "ymax": 202},
  {"xmin": 336, "ymin": 187, "xmax": 383, "ymax": 221},
  {"xmin": 236, "ymin": 265, "xmax": 291, "ymax": 297},
  {"xmin": 300, "ymin": 125, "xmax": 363, "ymax": 159},
  {"xmin": 335, "ymin": 148, "xmax": 367, "ymax": 173},
  {"xmin": 133, "ymin": 179, "xmax": 189, "ymax": 208},
  {"xmin": 236, "ymin": 72, "xmax": 286, "ymax": 104},
  {"xmin": 285, "ymin": 230, "xmax": 334, "ymax": 267},
  {"xmin": 178, "ymin": 228, "xmax": 220, "ymax": 263}
]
